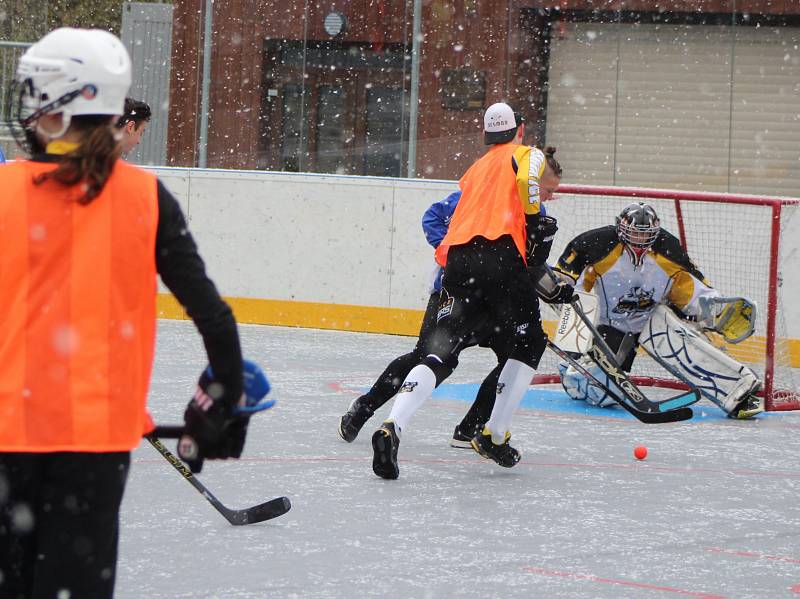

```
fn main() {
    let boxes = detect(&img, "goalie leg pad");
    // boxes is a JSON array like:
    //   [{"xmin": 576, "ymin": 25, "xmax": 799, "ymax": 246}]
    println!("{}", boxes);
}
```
[
  {"xmin": 558, "ymin": 359, "xmax": 618, "ymax": 408},
  {"xmin": 640, "ymin": 305, "xmax": 761, "ymax": 414}
]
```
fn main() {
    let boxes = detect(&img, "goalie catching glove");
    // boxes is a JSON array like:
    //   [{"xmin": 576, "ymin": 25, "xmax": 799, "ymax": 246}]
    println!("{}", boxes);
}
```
[
  {"xmin": 179, "ymin": 359, "xmax": 274, "ymax": 473},
  {"xmin": 698, "ymin": 296, "xmax": 756, "ymax": 344}
]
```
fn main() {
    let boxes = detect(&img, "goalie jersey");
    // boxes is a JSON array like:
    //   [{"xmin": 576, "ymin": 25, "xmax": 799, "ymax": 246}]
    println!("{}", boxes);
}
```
[{"xmin": 555, "ymin": 226, "xmax": 718, "ymax": 335}]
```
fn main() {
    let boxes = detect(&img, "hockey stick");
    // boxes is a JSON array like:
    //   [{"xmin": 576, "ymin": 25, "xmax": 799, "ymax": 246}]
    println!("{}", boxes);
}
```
[
  {"xmin": 145, "ymin": 433, "xmax": 291, "ymax": 525},
  {"xmin": 568, "ymin": 298, "xmax": 700, "ymax": 413},
  {"xmin": 546, "ymin": 340, "xmax": 692, "ymax": 423}
]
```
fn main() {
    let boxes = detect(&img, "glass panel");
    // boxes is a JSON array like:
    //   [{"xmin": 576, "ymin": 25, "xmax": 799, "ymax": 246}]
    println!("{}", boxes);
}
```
[
  {"xmin": 365, "ymin": 87, "xmax": 406, "ymax": 177},
  {"xmin": 280, "ymin": 84, "xmax": 309, "ymax": 173},
  {"xmin": 315, "ymin": 85, "xmax": 347, "ymax": 174}
]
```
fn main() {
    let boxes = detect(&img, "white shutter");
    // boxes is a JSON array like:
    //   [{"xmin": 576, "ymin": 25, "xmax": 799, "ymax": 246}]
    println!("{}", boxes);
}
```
[
  {"xmin": 121, "ymin": 2, "xmax": 174, "ymax": 166},
  {"xmin": 545, "ymin": 23, "xmax": 619, "ymax": 185},
  {"xmin": 730, "ymin": 27, "xmax": 800, "ymax": 196},
  {"xmin": 546, "ymin": 22, "xmax": 800, "ymax": 196}
]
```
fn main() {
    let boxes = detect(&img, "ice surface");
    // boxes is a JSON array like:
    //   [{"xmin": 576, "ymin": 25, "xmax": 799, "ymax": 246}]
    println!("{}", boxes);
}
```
[{"xmin": 117, "ymin": 320, "xmax": 800, "ymax": 598}]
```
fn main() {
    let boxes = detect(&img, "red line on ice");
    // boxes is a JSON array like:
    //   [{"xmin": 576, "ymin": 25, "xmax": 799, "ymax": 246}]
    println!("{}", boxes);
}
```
[
  {"xmin": 522, "ymin": 567, "xmax": 725, "ymax": 598},
  {"xmin": 706, "ymin": 547, "xmax": 800, "ymax": 565}
]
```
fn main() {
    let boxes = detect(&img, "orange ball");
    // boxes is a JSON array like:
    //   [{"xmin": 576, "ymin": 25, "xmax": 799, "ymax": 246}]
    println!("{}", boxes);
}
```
[{"xmin": 634, "ymin": 445, "xmax": 648, "ymax": 460}]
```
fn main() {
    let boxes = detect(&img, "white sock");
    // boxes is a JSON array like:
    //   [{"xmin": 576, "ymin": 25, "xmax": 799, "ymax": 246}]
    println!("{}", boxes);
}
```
[
  {"xmin": 486, "ymin": 358, "xmax": 535, "ymax": 444},
  {"xmin": 387, "ymin": 364, "xmax": 437, "ymax": 434}
]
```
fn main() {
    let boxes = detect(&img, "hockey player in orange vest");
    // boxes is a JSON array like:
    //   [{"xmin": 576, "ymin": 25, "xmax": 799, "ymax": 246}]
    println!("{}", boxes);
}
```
[
  {"xmin": 0, "ymin": 28, "xmax": 249, "ymax": 598},
  {"xmin": 370, "ymin": 102, "xmax": 569, "ymax": 479}
]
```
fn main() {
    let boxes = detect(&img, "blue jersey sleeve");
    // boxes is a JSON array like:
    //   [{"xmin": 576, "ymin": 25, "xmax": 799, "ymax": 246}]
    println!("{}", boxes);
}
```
[{"xmin": 422, "ymin": 191, "xmax": 461, "ymax": 249}]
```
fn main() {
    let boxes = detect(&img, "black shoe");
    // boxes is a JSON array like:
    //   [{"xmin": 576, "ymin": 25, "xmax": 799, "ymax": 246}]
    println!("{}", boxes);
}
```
[
  {"xmin": 450, "ymin": 423, "xmax": 481, "ymax": 449},
  {"xmin": 470, "ymin": 427, "xmax": 520, "ymax": 468},
  {"xmin": 371, "ymin": 420, "xmax": 400, "ymax": 479},
  {"xmin": 338, "ymin": 396, "xmax": 374, "ymax": 442}
]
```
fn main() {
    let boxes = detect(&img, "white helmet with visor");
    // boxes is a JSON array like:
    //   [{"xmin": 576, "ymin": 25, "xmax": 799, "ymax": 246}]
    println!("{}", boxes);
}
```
[{"xmin": 10, "ymin": 27, "xmax": 131, "ymax": 144}]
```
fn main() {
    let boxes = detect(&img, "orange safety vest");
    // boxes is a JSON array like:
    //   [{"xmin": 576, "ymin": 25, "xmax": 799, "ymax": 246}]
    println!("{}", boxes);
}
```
[
  {"xmin": 435, "ymin": 143, "xmax": 527, "ymax": 266},
  {"xmin": 0, "ymin": 159, "xmax": 159, "ymax": 452}
]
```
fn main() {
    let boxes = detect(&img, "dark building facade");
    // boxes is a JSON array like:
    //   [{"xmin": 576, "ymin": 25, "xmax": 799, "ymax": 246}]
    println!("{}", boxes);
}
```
[{"xmin": 167, "ymin": 1, "xmax": 800, "ymax": 183}]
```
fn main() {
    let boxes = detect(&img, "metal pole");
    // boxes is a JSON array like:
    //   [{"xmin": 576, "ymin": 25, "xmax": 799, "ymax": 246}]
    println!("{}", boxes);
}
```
[
  {"xmin": 406, "ymin": 0, "xmax": 422, "ymax": 178},
  {"xmin": 198, "ymin": 0, "xmax": 213, "ymax": 168},
  {"xmin": 298, "ymin": 0, "xmax": 309, "ymax": 172}
]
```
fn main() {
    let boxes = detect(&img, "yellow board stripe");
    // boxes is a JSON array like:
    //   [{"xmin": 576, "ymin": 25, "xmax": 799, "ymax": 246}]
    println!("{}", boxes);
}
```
[
  {"xmin": 156, "ymin": 294, "xmax": 800, "ymax": 367},
  {"xmin": 157, "ymin": 294, "xmax": 425, "ymax": 336}
]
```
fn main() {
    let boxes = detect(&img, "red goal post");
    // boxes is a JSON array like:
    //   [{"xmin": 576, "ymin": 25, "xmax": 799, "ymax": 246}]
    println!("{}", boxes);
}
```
[{"xmin": 535, "ymin": 184, "xmax": 800, "ymax": 412}]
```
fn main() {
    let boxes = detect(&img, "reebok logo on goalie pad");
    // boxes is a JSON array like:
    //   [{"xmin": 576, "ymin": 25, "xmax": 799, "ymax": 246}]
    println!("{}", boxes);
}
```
[
  {"xmin": 557, "ymin": 307, "xmax": 573, "ymax": 336},
  {"xmin": 399, "ymin": 381, "xmax": 418, "ymax": 393},
  {"xmin": 496, "ymin": 382, "xmax": 506, "ymax": 395}
]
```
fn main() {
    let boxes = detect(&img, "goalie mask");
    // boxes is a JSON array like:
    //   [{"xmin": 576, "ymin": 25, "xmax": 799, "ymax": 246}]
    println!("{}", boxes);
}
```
[
  {"xmin": 6, "ymin": 27, "xmax": 131, "ymax": 152},
  {"xmin": 616, "ymin": 203, "xmax": 660, "ymax": 265}
]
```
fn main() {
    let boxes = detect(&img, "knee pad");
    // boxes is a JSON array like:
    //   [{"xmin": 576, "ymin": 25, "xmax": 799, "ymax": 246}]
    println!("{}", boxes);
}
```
[{"xmin": 422, "ymin": 354, "xmax": 458, "ymax": 386}]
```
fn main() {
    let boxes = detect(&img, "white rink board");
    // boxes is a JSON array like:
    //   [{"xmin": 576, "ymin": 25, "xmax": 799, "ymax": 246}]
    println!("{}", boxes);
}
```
[
  {"xmin": 153, "ymin": 168, "xmax": 450, "ymax": 310},
  {"xmin": 150, "ymin": 167, "xmax": 800, "ymax": 339}
]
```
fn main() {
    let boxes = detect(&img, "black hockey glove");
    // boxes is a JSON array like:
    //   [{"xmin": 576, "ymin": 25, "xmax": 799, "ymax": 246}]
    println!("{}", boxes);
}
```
[
  {"xmin": 178, "ymin": 367, "xmax": 249, "ymax": 474},
  {"xmin": 540, "ymin": 278, "xmax": 575, "ymax": 305},
  {"xmin": 531, "ymin": 264, "xmax": 576, "ymax": 304},
  {"xmin": 525, "ymin": 214, "xmax": 558, "ymax": 267}
]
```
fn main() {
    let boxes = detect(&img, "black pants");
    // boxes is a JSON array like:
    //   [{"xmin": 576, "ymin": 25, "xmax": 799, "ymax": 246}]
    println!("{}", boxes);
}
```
[
  {"xmin": 362, "ymin": 284, "xmax": 508, "ymax": 430},
  {"xmin": 429, "ymin": 236, "xmax": 547, "ymax": 373},
  {"xmin": 0, "ymin": 451, "xmax": 131, "ymax": 599}
]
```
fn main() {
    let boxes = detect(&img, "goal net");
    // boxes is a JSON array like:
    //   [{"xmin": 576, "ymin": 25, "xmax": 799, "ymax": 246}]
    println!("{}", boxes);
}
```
[{"xmin": 535, "ymin": 184, "xmax": 800, "ymax": 412}]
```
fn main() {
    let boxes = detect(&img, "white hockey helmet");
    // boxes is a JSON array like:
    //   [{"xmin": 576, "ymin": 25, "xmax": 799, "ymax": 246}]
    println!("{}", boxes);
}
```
[
  {"xmin": 616, "ymin": 202, "xmax": 660, "ymax": 260},
  {"xmin": 13, "ymin": 27, "xmax": 131, "ymax": 139}
]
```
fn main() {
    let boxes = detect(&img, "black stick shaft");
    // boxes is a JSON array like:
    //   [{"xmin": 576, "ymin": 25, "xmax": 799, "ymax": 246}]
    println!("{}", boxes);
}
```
[
  {"xmin": 145, "ymin": 435, "xmax": 236, "ymax": 518},
  {"xmin": 152, "ymin": 425, "xmax": 184, "ymax": 438},
  {"xmin": 145, "ymin": 433, "xmax": 292, "ymax": 525}
]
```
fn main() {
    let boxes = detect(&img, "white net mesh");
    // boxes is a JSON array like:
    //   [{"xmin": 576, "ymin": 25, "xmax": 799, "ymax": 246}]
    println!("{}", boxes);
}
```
[{"xmin": 536, "ymin": 185, "xmax": 800, "ymax": 410}]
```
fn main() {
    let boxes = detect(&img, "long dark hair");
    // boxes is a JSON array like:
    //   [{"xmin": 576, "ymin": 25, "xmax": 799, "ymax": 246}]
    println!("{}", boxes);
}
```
[{"xmin": 33, "ymin": 115, "xmax": 120, "ymax": 205}]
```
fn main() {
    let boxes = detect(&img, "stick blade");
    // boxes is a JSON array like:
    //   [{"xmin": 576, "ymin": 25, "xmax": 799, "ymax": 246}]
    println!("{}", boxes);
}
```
[
  {"xmin": 227, "ymin": 496, "xmax": 292, "ymax": 526},
  {"xmin": 621, "ymin": 403, "xmax": 694, "ymax": 424},
  {"xmin": 655, "ymin": 389, "xmax": 700, "ymax": 412}
]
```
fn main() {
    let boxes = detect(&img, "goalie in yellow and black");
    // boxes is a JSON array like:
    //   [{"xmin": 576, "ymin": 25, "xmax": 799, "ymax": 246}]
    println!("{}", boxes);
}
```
[{"xmin": 552, "ymin": 202, "xmax": 762, "ymax": 419}]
